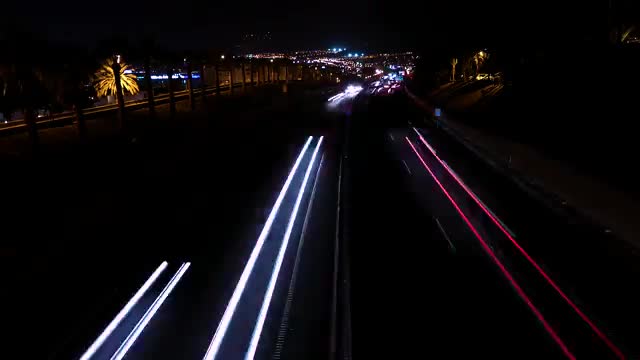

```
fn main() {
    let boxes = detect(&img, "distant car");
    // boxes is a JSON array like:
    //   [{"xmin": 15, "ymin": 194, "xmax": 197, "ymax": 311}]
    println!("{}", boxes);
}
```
[{"xmin": 476, "ymin": 73, "xmax": 489, "ymax": 80}]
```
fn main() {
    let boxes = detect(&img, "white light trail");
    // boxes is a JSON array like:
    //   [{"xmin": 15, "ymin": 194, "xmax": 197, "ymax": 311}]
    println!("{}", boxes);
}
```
[
  {"xmin": 245, "ymin": 136, "xmax": 324, "ymax": 360},
  {"xmin": 202, "ymin": 137, "xmax": 314, "ymax": 360},
  {"xmin": 79, "ymin": 262, "xmax": 168, "ymax": 360},
  {"xmin": 110, "ymin": 262, "xmax": 191, "ymax": 360}
]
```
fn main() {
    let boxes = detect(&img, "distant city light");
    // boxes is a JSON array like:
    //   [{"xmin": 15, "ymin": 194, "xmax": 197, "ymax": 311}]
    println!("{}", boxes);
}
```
[
  {"xmin": 221, "ymin": 55, "xmax": 225, "ymax": 59},
  {"xmin": 147, "ymin": 74, "xmax": 201, "ymax": 80},
  {"xmin": 348, "ymin": 53, "xmax": 353, "ymax": 57},
  {"xmin": 327, "ymin": 84, "xmax": 362, "ymax": 105}
]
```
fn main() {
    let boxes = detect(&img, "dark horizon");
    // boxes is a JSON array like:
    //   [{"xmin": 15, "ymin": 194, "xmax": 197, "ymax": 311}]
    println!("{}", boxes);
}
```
[{"xmin": 4, "ymin": 0, "xmax": 638, "ymax": 53}]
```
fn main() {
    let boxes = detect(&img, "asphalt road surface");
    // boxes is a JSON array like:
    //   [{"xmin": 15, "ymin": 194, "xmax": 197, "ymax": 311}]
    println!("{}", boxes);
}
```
[
  {"xmin": 345, "ymin": 90, "xmax": 638, "ymax": 359},
  {"xmin": 1, "ymin": 84, "xmax": 342, "ymax": 360},
  {"xmin": 4, "ymin": 83, "xmax": 638, "ymax": 360}
]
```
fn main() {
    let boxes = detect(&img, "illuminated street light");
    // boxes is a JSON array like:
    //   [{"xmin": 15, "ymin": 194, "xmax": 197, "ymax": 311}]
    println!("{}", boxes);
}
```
[
  {"xmin": 270, "ymin": 59, "xmax": 274, "ymax": 63},
  {"xmin": 221, "ymin": 55, "xmax": 225, "ymax": 60}
]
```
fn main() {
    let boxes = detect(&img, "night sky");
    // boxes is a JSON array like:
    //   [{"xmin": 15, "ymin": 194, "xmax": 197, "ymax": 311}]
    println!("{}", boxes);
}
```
[{"xmin": 3, "ymin": 0, "xmax": 635, "ymax": 51}]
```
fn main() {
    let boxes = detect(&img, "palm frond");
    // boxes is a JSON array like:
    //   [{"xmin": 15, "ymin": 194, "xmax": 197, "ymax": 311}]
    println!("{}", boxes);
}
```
[{"xmin": 93, "ymin": 59, "xmax": 139, "ymax": 98}]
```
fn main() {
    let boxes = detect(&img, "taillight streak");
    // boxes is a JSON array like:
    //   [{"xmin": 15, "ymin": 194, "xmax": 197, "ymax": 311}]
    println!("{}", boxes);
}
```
[
  {"xmin": 406, "ymin": 137, "xmax": 575, "ymax": 360},
  {"xmin": 413, "ymin": 128, "xmax": 624, "ymax": 359}
]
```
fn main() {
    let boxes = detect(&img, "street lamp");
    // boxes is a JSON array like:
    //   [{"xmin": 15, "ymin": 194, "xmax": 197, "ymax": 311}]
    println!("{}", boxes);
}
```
[
  {"xmin": 270, "ymin": 59, "xmax": 274, "ymax": 63},
  {"xmin": 221, "ymin": 55, "xmax": 225, "ymax": 60}
]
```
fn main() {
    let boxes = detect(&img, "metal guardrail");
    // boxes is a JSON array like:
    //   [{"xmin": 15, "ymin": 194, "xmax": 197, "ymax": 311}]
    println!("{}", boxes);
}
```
[{"xmin": 0, "ymin": 84, "xmax": 238, "ymax": 135}]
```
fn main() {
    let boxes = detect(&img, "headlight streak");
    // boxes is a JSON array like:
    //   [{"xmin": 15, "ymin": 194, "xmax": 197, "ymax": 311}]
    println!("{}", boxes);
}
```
[
  {"xmin": 245, "ymin": 136, "xmax": 324, "ymax": 360},
  {"xmin": 110, "ymin": 262, "xmax": 191, "ymax": 360},
  {"xmin": 79, "ymin": 262, "xmax": 168, "ymax": 360},
  {"xmin": 202, "ymin": 137, "xmax": 314, "ymax": 360}
]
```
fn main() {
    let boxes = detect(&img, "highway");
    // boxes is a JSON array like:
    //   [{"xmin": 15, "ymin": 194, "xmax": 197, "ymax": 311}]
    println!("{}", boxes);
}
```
[
  {"xmin": 4, "ymin": 82, "xmax": 638, "ymax": 360},
  {"xmin": 0, "ymin": 83, "xmax": 343, "ymax": 360},
  {"xmin": 345, "ymin": 90, "xmax": 638, "ymax": 359}
]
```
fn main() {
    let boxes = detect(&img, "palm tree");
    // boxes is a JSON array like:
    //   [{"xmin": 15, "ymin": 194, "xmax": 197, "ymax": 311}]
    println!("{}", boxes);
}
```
[
  {"xmin": 450, "ymin": 58, "xmax": 458, "ymax": 82},
  {"xmin": 93, "ymin": 58, "xmax": 139, "ymax": 98},
  {"xmin": 94, "ymin": 57, "xmax": 138, "ymax": 128}
]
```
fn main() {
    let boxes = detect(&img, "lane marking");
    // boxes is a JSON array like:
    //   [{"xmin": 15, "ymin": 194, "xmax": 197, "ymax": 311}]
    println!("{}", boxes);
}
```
[
  {"xmin": 413, "ymin": 128, "xmax": 624, "ymax": 359},
  {"xmin": 401, "ymin": 160, "xmax": 412, "ymax": 175},
  {"xmin": 434, "ymin": 218, "xmax": 456, "ymax": 253},
  {"xmin": 111, "ymin": 262, "xmax": 191, "ymax": 360},
  {"xmin": 329, "ymin": 156, "xmax": 343, "ymax": 359},
  {"xmin": 202, "ymin": 137, "xmax": 313, "ymax": 360},
  {"xmin": 271, "ymin": 154, "xmax": 325, "ymax": 360},
  {"xmin": 246, "ymin": 137, "xmax": 324, "ymax": 360},
  {"xmin": 406, "ymin": 137, "xmax": 575, "ymax": 360},
  {"xmin": 80, "ymin": 262, "xmax": 168, "ymax": 360}
]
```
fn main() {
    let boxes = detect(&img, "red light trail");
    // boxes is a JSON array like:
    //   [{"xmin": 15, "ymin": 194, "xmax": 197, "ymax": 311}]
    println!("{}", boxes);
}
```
[
  {"xmin": 406, "ymin": 137, "xmax": 576, "ymax": 360},
  {"xmin": 414, "ymin": 130, "xmax": 625, "ymax": 359}
]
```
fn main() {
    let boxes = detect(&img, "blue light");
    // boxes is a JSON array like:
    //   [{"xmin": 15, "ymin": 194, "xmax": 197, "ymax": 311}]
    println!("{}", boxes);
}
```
[
  {"xmin": 141, "ymin": 73, "xmax": 201, "ymax": 80},
  {"xmin": 348, "ymin": 53, "xmax": 352, "ymax": 57}
]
